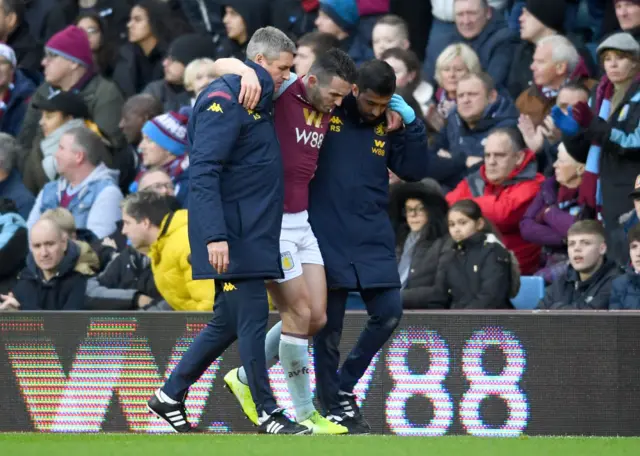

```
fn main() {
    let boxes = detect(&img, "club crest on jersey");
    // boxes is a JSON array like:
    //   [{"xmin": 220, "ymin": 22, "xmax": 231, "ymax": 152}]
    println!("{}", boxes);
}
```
[
  {"xmin": 375, "ymin": 123, "xmax": 386, "ymax": 136},
  {"xmin": 281, "ymin": 252, "xmax": 295, "ymax": 271}
]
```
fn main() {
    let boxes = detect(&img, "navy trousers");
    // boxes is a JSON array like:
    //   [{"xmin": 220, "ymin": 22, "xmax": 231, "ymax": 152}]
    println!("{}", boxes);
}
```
[
  {"xmin": 162, "ymin": 279, "xmax": 277, "ymax": 415},
  {"xmin": 313, "ymin": 287, "xmax": 403, "ymax": 415}
]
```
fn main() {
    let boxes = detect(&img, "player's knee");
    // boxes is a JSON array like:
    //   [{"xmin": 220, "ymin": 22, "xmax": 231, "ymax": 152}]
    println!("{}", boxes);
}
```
[
  {"xmin": 374, "ymin": 305, "xmax": 403, "ymax": 332},
  {"xmin": 308, "ymin": 311, "xmax": 327, "ymax": 336}
]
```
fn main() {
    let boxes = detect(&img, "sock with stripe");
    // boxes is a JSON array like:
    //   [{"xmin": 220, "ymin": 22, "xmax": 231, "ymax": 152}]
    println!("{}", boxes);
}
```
[
  {"xmin": 238, "ymin": 320, "xmax": 282, "ymax": 385},
  {"xmin": 280, "ymin": 333, "xmax": 314, "ymax": 422}
]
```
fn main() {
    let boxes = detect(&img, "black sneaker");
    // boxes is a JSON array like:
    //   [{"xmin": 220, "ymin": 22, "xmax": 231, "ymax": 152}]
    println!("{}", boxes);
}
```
[
  {"xmin": 258, "ymin": 409, "xmax": 311, "ymax": 435},
  {"xmin": 327, "ymin": 412, "xmax": 371, "ymax": 435},
  {"xmin": 147, "ymin": 389, "xmax": 193, "ymax": 433}
]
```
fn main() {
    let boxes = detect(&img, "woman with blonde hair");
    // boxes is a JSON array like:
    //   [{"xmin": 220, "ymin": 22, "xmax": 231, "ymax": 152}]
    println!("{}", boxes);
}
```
[{"xmin": 430, "ymin": 43, "xmax": 482, "ymax": 129}]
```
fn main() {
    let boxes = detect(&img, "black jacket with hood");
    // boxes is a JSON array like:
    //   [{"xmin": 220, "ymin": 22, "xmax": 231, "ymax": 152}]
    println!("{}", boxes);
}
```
[
  {"xmin": 389, "ymin": 181, "xmax": 452, "ymax": 309},
  {"xmin": 216, "ymin": 0, "xmax": 271, "ymax": 59},
  {"xmin": 445, "ymin": 232, "xmax": 519, "ymax": 310},
  {"xmin": 538, "ymin": 257, "xmax": 622, "ymax": 310}
]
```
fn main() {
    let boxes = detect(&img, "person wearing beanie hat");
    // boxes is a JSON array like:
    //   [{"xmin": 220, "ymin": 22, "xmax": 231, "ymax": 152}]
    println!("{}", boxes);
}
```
[
  {"xmin": 135, "ymin": 111, "xmax": 190, "ymax": 206},
  {"xmin": 45, "ymin": 25, "xmax": 94, "ymax": 71},
  {"xmin": 520, "ymin": 139, "xmax": 592, "ymax": 284},
  {"xmin": 315, "ymin": 0, "xmax": 374, "ymax": 65},
  {"xmin": 163, "ymin": 34, "xmax": 218, "ymax": 87},
  {"xmin": 507, "ymin": 0, "xmax": 596, "ymax": 99},
  {"xmin": 614, "ymin": 0, "xmax": 640, "ymax": 34},
  {"xmin": 551, "ymin": 31, "xmax": 640, "ymax": 265},
  {"xmin": 0, "ymin": 43, "xmax": 36, "ymax": 137}
]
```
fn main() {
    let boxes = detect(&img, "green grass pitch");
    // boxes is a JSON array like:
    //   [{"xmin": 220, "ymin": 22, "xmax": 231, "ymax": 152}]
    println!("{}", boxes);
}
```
[{"xmin": 1, "ymin": 434, "xmax": 639, "ymax": 456}]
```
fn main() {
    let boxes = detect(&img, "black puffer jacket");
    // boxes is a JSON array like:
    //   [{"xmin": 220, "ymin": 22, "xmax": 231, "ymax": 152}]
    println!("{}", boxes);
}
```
[
  {"xmin": 445, "ymin": 232, "xmax": 517, "ymax": 310},
  {"xmin": 389, "ymin": 181, "xmax": 452, "ymax": 309},
  {"xmin": 538, "ymin": 258, "xmax": 622, "ymax": 310},
  {"xmin": 112, "ymin": 43, "xmax": 167, "ymax": 98},
  {"xmin": 215, "ymin": 0, "xmax": 271, "ymax": 59},
  {"xmin": 85, "ymin": 246, "xmax": 161, "ymax": 310}
]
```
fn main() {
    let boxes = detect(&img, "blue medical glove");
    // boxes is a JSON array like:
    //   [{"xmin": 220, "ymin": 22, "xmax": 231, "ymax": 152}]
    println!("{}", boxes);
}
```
[{"xmin": 388, "ymin": 94, "xmax": 416, "ymax": 124}]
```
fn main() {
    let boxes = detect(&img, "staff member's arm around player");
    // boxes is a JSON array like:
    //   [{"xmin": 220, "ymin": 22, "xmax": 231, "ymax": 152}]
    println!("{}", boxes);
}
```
[
  {"xmin": 147, "ymin": 26, "xmax": 309, "ymax": 435},
  {"xmin": 211, "ymin": 49, "xmax": 359, "ymax": 434}
]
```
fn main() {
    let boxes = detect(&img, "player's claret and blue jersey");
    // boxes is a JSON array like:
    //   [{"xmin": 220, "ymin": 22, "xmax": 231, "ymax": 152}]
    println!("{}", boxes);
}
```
[{"xmin": 187, "ymin": 60, "xmax": 284, "ymax": 281}]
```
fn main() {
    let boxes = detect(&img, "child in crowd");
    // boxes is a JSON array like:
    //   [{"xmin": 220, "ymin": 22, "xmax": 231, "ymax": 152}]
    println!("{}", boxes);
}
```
[
  {"xmin": 183, "ymin": 58, "xmax": 217, "ymax": 103},
  {"xmin": 445, "ymin": 199, "xmax": 520, "ymax": 309},
  {"xmin": 610, "ymin": 224, "xmax": 640, "ymax": 310}
]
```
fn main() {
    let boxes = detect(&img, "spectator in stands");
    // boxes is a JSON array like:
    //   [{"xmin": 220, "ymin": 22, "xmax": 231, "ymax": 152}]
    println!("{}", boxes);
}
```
[
  {"xmin": 423, "ymin": 0, "xmax": 507, "ymax": 83},
  {"xmin": 0, "ymin": 218, "xmax": 91, "ymax": 311},
  {"xmin": 610, "ymin": 224, "xmax": 640, "ymax": 309},
  {"xmin": 372, "ymin": 14, "xmax": 410, "ymax": 59},
  {"xmin": 22, "ymin": 0, "xmax": 67, "ymax": 43},
  {"xmin": 432, "ymin": 43, "xmax": 482, "ymax": 129},
  {"xmin": 552, "ymin": 33, "xmax": 640, "ymax": 266},
  {"xmin": 143, "ymin": 33, "xmax": 218, "ymax": 112},
  {"xmin": 446, "ymin": 127, "xmax": 544, "ymax": 274},
  {"xmin": 184, "ymin": 58, "xmax": 216, "ymax": 102},
  {"xmin": 620, "ymin": 174, "xmax": 640, "ymax": 233},
  {"xmin": 0, "ymin": 44, "xmax": 36, "ymax": 137},
  {"xmin": 315, "ymin": 0, "xmax": 374, "ymax": 65},
  {"xmin": 63, "ymin": 0, "xmax": 133, "ymax": 44},
  {"xmin": 113, "ymin": 0, "xmax": 176, "ymax": 98},
  {"xmin": 381, "ymin": 48, "xmax": 433, "ymax": 120},
  {"xmin": 429, "ymin": 72, "xmax": 519, "ymax": 189},
  {"xmin": 294, "ymin": 31, "xmax": 339, "ymax": 75},
  {"xmin": 118, "ymin": 94, "xmax": 164, "ymax": 192},
  {"xmin": 138, "ymin": 168, "xmax": 176, "ymax": 197},
  {"xmin": 0, "ymin": 134, "xmax": 34, "ymax": 219},
  {"xmin": 445, "ymin": 199, "xmax": 519, "ymax": 309},
  {"xmin": 519, "ymin": 81, "xmax": 590, "ymax": 171},
  {"xmin": 516, "ymin": 35, "xmax": 584, "ymax": 129},
  {"xmin": 448, "ymin": 0, "xmax": 518, "ymax": 89},
  {"xmin": 0, "ymin": 198, "xmax": 27, "ymax": 294},
  {"xmin": 27, "ymin": 126, "xmax": 123, "ymax": 239},
  {"xmin": 614, "ymin": 0, "xmax": 640, "ymax": 41},
  {"xmin": 121, "ymin": 191, "xmax": 213, "ymax": 311},
  {"xmin": 23, "ymin": 91, "xmax": 93, "ymax": 192},
  {"xmin": 507, "ymin": 0, "xmax": 596, "ymax": 100},
  {"xmin": 40, "ymin": 207, "xmax": 100, "ymax": 275},
  {"xmin": 520, "ymin": 139, "xmax": 592, "ymax": 284},
  {"xmin": 75, "ymin": 12, "xmax": 118, "ymax": 79},
  {"xmin": 17, "ymin": 25, "xmax": 126, "ymax": 180},
  {"xmin": 217, "ymin": 0, "xmax": 270, "ymax": 60},
  {"xmin": 389, "ymin": 181, "xmax": 451, "ymax": 309},
  {"xmin": 0, "ymin": 0, "xmax": 43, "ymax": 75},
  {"xmin": 131, "ymin": 111, "xmax": 189, "ymax": 206},
  {"xmin": 538, "ymin": 220, "xmax": 621, "ymax": 309}
]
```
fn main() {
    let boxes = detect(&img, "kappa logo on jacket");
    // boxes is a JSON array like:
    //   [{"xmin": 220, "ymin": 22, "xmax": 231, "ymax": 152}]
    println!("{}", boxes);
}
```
[
  {"xmin": 222, "ymin": 282, "xmax": 237, "ymax": 292},
  {"xmin": 329, "ymin": 115, "xmax": 342, "ymax": 132}
]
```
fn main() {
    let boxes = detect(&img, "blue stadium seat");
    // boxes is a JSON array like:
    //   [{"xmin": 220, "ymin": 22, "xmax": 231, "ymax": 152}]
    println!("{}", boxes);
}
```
[
  {"xmin": 511, "ymin": 276, "xmax": 545, "ymax": 310},
  {"xmin": 346, "ymin": 292, "xmax": 366, "ymax": 310}
]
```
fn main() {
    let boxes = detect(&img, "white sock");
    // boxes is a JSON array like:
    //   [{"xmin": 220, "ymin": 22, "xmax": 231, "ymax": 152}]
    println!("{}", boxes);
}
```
[
  {"xmin": 280, "ymin": 334, "xmax": 314, "ymax": 422},
  {"xmin": 238, "ymin": 321, "xmax": 282, "ymax": 384},
  {"xmin": 157, "ymin": 388, "xmax": 178, "ymax": 404}
]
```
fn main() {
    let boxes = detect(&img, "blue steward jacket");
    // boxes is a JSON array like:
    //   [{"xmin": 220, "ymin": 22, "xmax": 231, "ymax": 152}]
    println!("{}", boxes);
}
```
[
  {"xmin": 187, "ymin": 60, "xmax": 284, "ymax": 281},
  {"xmin": 309, "ymin": 94, "xmax": 429, "ymax": 289}
]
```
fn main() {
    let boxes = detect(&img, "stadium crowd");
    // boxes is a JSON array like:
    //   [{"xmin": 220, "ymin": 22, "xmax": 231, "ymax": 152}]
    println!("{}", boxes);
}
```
[{"xmin": 0, "ymin": 0, "xmax": 639, "ymax": 312}]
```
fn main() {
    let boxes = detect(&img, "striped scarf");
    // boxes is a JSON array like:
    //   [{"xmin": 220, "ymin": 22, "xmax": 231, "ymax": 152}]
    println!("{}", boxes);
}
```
[{"xmin": 580, "ymin": 78, "xmax": 615, "ymax": 222}]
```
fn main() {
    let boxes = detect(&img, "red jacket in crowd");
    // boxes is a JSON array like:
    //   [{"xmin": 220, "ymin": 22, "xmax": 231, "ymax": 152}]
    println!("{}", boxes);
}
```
[{"xmin": 446, "ymin": 150, "xmax": 545, "ymax": 275}]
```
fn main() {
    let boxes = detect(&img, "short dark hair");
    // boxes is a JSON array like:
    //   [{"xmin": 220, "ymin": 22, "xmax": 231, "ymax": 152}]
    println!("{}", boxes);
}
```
[
  {"xmin": 559, "ymin": 81, "xmax": 590, "ymax": 98},
  {"xmin": 488, "ymin": 127, "xmax": 526, "ymax": 153},
  {"xmin": 297, "ymin": 32, "xmax": 339, "ymax": 55},
  {"xmin": 374, "ymin": 15, "xmax": 409, "ymax": 40},
  {"xmin": 629, "ymin": 224, "xmax": 640, "ymax": 246},
  {"xmin": 123, "ymin": 93, "xmax": 163, "ymax": 118},
  {"xmin": 567, "ymin": 220, "xmax": 606, "ymax": 240},
  {"xmin": 459, "ymin": 71, "xmax": 495, "ymax": 95},
  {"xmin": 380, "ymin": 47, "xmax": 421, "ymax": 91},
  {"xmin": 309, "ymin": 48, "xmax": 357, "ymax": 85},
  {"xmin": 122, "ymin": 192, "xmax": 178, "ymax": 227},
  {"xmin": 2, "ymin": 0, "xmax": 25, "ymax": 23},
  {"xmin": 356, "ymin": 60, "xmax": 396, "ymax": 97}
]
